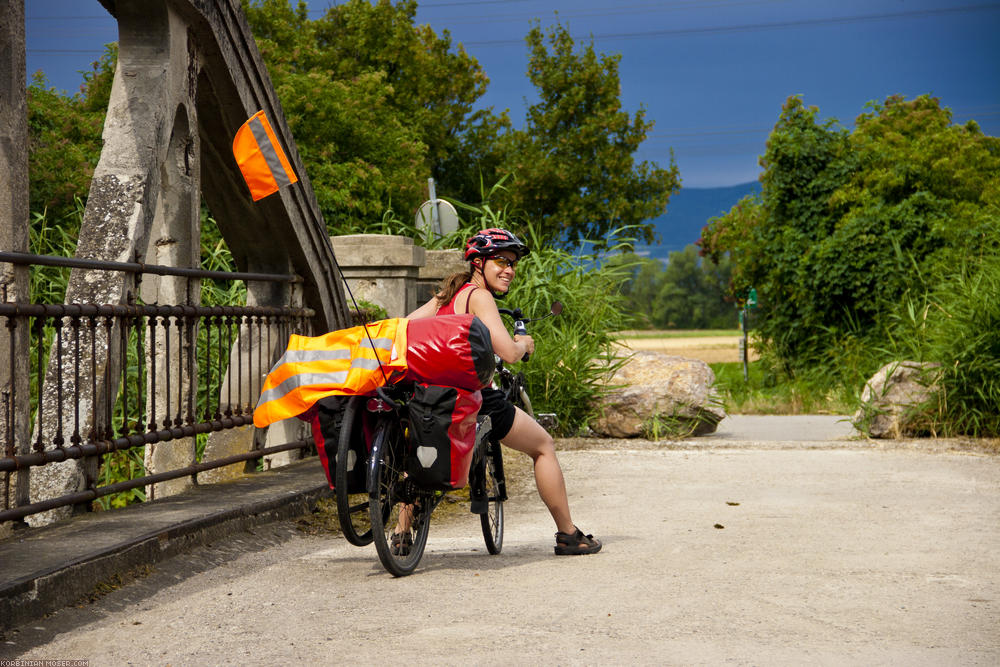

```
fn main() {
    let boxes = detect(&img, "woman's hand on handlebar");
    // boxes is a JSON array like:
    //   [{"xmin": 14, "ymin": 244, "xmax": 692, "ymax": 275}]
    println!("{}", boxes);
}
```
[{"xmin": 513, "ymin": 333, "xmax": 535, "ymax": 358}]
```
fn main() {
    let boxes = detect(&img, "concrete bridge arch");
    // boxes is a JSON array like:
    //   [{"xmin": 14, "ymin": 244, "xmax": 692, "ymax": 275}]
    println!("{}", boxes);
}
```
[{"xmin": 1, "ymin": 0, "xmax": 351, "ymax": 524}]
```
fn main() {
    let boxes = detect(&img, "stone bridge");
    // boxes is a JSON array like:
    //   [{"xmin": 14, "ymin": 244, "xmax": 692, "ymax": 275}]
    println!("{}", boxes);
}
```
[{"xmin": 1, "ymin": 0, "xmax": 356, "ymax": 529}]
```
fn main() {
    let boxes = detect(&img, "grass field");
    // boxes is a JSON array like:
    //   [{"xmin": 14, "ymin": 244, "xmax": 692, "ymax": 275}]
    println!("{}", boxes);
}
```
[
  {"xmin": 613, "ymin": 331, "xmax": 755, "ymax": 364},
  {"xmin": 615, "ymin": 329, "xmax": 741, "ymax": 339}
]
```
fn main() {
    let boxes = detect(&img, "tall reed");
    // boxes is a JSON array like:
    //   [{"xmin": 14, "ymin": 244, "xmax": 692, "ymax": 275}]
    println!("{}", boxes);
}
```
[{"xmin": 883, "ymin": 250, "xmax": 1000, "ymax": 436}]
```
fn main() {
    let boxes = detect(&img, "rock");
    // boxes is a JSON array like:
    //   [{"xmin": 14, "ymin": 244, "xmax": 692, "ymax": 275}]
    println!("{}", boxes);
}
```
[
  {"xmin": 590, "ymin": 351, "xmax": 727, "ymax": 438},
  {"xmin": 853, "ymin": 361, "xmax": 941, "ymax": 438}
]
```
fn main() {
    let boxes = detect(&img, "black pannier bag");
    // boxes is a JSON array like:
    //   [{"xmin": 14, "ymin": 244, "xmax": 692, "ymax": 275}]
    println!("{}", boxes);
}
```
[
  {"xmin": 406, "ymin": 383, "xmax": 482, "ymax": 490},
  {"xmin": 308, "ymin": 395, "xmax": 367, "ymax": 494}
]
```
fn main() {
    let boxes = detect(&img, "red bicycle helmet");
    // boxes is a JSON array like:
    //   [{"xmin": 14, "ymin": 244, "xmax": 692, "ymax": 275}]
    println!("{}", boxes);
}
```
[{"xmin": 464, "ymin": 228, "xmax": 530, "ymax": 262}]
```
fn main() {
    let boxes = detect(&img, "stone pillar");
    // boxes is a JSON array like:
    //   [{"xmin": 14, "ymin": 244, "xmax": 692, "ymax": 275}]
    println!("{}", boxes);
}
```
[
  {"xmin": 0, "ymin": 0, "xmax": 31, "ymax": 534},
  {"xmin": 416, "ymin": 249, "xmax": 466, "ymax": 305},
  {"xmin": 28, "ymin": 0, "xmax": 200, "ymax": 524},
  {"xmin": 141, "ymin": 104, "xmax": 201, "ymax": 500},
  {"xmin": 330, "ymin": 235, "xmax": 426, "ymax": 318}
]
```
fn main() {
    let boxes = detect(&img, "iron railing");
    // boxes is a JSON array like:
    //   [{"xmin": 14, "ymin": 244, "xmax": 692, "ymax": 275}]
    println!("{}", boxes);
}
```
[{"xmin": 0, "ymin": 251, "xmax": 316, "ymax": 523}]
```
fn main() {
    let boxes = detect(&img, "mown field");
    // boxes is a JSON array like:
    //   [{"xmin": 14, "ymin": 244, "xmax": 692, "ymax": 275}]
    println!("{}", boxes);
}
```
[{"xmin": 614, "ymin": 330, "xmax": 758, "ymax": 364}]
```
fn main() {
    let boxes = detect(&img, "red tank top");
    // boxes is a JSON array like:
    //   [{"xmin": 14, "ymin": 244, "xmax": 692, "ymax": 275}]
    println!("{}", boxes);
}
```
[{"xmin": 437, "ymin": 283, "xmax": 477, "ymax": 316}]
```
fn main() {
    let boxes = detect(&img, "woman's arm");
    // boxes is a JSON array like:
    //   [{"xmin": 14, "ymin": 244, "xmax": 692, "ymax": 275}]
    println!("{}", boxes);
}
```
[
  {"xmin": 467, "ymin": 288, "xmax": 533, "ymax": 363},
  {"xmin": 407, "ymin": 296, "xmax": 439, "ymax": 320}
]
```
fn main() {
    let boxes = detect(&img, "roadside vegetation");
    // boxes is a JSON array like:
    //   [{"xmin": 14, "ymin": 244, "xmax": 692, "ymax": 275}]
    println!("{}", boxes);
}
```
[{"xmin": 700, "ymin": 95, "xmax": 1000, "ymax": 434}]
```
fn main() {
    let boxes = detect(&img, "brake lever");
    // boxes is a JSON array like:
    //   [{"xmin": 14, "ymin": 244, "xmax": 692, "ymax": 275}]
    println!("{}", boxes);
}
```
[{"xmin": 513, "ymin": 318, "xmax": 530, "ymax": 362}]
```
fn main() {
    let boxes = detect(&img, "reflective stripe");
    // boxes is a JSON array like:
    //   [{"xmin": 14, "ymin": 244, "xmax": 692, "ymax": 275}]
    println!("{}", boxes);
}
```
[
  {"xmin": 248, "ymin": 115, "xmax": 293, "ymax": 189},
  {"xmin": 256, "ymin": 370, "xmax": 349, "ymax": 408},
  {"xmin": 359, "ymin": 337, "xmax": 393, "ymax": 350},
  {"xmin": 350, "ymin": 358, "xmax": 382, "ymax": 371},
  {"xmin": 279, "ymin": 349, "xmax": 351, "ymax": 364}
]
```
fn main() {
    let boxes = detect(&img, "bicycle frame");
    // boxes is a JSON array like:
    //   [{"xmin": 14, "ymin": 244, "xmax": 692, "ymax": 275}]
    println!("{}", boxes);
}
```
[{"xmin": 336, "ymin": 302, "xmax": 560, "ymax": 575}]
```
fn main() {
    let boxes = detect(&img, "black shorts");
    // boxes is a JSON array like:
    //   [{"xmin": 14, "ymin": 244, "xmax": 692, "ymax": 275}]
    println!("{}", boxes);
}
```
[{"xmin": 480, "ymin": 387, "xmax": 516, "ymax": 441}]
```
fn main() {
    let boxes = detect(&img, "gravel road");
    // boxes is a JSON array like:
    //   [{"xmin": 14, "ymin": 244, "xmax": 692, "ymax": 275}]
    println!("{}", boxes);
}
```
[{"xmin": 3, "ymin": 437, "xmax": 998, "ymax": 666}]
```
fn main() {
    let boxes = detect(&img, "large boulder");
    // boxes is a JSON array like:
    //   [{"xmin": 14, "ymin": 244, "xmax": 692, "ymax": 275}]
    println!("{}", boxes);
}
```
[
  {"xmin": 853, "ymin": 361, "xmax": 941, "ymax": 438},
  {"xmin": 590, "ymin": 351, "xmax": 726, "ymax": 438}
]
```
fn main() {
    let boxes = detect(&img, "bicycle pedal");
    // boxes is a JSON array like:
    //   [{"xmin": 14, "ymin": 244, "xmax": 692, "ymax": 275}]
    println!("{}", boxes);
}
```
[{"xmin": 535, "ymin": 413, "xmax": 558, "ymax": 432}]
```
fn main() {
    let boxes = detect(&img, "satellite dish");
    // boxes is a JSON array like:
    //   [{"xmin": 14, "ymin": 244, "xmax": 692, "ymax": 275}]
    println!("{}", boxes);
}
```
[{"xmin": 415, "ymin": 199, "xmax": 459, "ymax": 237}]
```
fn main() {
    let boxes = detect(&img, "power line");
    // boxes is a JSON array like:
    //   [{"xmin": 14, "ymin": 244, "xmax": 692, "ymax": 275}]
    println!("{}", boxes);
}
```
[
  {"xmin": 417, "ymin": 0, "xmax": 532, "ymax": 6},
  {"xmin": 27, "ymin": 49, "xmax": 106, "ymax": 55},
  {"xmin": 649, "ymin": 127, "xmax": 770, "ymax": 139},
  {"xmin": 418, "ymin": 0, "xmax": 791, "ymax": 26},
  {"xmin": 26, "ymin": 16, "xmax": 111, "ymax": 21},
  {"xmin": 463, "ymin": 3, "xmax": 1000, "ymax": 45}
]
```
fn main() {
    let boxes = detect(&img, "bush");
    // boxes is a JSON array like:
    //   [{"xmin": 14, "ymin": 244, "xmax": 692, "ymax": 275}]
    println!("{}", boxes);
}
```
[
  {"xmin": 883, "ymin": 248, "xmax": 1000, "ymax": 436},
  {"xmin": 501, "ymin": 222, "xmax": 637, "ymax": 434}
]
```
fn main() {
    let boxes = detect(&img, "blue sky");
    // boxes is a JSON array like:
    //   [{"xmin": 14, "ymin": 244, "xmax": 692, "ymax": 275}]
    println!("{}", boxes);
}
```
[{"xmin": 25, "ymin": 0, "xmax": 1000, "ymax": 188}]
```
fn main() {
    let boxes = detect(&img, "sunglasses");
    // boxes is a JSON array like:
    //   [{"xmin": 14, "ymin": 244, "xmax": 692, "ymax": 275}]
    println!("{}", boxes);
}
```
[{"xmin": 488, "ymin": 256, "xmax": 518, "ymax": 270}]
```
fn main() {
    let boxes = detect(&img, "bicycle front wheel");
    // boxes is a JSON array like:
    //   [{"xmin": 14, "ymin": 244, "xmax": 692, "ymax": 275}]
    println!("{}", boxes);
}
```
[
  {"xmin": 480, "ymin": 442, "xmax": 504, "ymax": 554},
  {"xmin": 335, "ymin": 396, "xmax": 374, "ymax": 546},
  {"xmin": 368, "ymin": 419, "xmax": 434, "ymax": 576}
]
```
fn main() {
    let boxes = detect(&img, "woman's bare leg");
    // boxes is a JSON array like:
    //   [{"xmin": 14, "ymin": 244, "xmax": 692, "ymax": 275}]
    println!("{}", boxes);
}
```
[{"xmin": 500, "ymin": 407, "xmax": 576, "ymax": 535}]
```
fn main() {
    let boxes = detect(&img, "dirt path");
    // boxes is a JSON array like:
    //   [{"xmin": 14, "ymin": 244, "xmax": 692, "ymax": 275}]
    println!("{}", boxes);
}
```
[{"xmin": 6, "ymin": 441, "xmax": 997, "ymax": 665}]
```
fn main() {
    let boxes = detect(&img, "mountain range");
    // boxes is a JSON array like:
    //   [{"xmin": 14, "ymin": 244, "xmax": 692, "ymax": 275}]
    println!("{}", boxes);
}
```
[{"xmin": 633, "ymin": 181, "xmax": 762, "ymax": 262}]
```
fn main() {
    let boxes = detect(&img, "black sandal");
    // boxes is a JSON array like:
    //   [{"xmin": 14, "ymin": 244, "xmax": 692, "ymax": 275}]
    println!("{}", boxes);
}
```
[
  {"xmin": 554, "ymin": 527, "xmax": 602, "ymax": 555},
  {"xmin": 390, "ymin": 531, "xmax": 412, "ymax": 556}
]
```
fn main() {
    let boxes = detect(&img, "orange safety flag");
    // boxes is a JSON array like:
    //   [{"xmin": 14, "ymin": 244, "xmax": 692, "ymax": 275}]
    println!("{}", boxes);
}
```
[
  {"xmin": 253, "ymin": 319, "xmax": 409, "ymax": 428},
  {"xmin": 232, "ymin": 110, "xmax": 298, "ymax": 201}
]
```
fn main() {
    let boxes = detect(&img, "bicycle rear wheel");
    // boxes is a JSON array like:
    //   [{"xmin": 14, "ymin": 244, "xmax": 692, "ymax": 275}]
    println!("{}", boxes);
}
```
[
  {"xmin": 479, "ymin": 441, "xmax": 504, "ymax": 554},
  {"xmin": 335, "ymin": 396, "xmax": 374, "ymax": 546},
  {"xmin": 368, "ymin": 419, "xmax": 436, "ymax": 576}
]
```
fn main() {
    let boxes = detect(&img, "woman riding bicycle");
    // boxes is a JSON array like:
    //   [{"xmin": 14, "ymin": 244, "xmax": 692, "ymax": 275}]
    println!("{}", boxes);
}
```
[{"xmin": 408, "ymin": 228, "xmax": 601, "ymax": 556}]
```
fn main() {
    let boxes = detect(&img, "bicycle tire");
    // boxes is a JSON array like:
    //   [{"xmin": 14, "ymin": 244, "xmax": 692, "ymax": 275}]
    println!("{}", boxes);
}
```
[
  {"xmin": 368, "ymin": 418, "xmax": 435, "ymax": 576},
  {"xmin": 479, "ymin": 441, "xmax": 504, "ymax": 554},
  {"xmin": 335, "ymin": 396, "xmax": 374, "ymax": 546}
]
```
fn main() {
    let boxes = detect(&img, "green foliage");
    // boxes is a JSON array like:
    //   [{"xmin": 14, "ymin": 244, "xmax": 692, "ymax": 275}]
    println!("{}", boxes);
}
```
[
  {"xmin": 502, "ymin": 221, "xmax": 636, "ymax": 434},
  {"xmin": 200, "ymin": 211, "xmax": 247, "ymax": 307},
  {"xmin": 242, "ymin": 0, "xmax": 506, "ymax": 231},
  {"xmin": 702, "ymin": 93, "xmax": 999, "ymax": 432},
  {"xmin": 351, "ymin": 299, "xmax": 388, "ymax": 324},
  {"xmin": 653, "ymin": 246, "xmax": 733, "ymax": 329},
  {"xmin": 27, "ymin": 45, "xmax": 116, "ymax": 224},
  {"xmin": 26, "ymin": 206, "xmax": 81, "ymax": 449},
  {"xmin": 710, "ymin": 361, "xmax": 856, "ymax": 415},
  {"xmin": 611, "ymin": 246, "xmax": 734, "ymax": 329},
  {"xmin": 94, "ymin": 449, "xmax": 147, "ymax": 510},
  {"xmin": 495, "ymin": 21, "xmax": 680, "ymax": 248},
  {"xmin": 881, "ymin": 247, "xmax": 1000, "ymax": 436},
  {"xmin": 702, "ymin": 94, "xmax": 1000, "ymax": 378},
  {"xmin": 28, "ymin": 201, "xmax": 82, "ymax": 304},
  {"xmin": 243, "ymin": 2, "xmax": 674, "ymax": 248}
]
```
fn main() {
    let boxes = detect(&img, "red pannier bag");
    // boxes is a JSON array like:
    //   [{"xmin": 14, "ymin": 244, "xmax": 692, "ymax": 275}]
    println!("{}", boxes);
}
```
[
  {"xmin": 404, "ymin": 314, "xmax": 494, "ymax": 390},
  {"xmin": 406, "ymin": 383, "xmax": 483, "ymax": 490},
  {"xmin": 306, "ymin": 396, "xmax": 367, "ymax": 494}
]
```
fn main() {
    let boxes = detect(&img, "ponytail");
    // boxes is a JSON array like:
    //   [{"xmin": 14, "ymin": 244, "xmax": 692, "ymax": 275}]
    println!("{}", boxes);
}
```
[{"xmin": 435, "ymin": 269, "xmax": 473, "ymax": 308}]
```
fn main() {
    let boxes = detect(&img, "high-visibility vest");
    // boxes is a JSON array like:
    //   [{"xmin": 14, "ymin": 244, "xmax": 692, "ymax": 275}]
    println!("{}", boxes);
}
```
[
  {"xmin": 233, "ymin": 110, "xmax": 298, "ymax": 201},
  {"xmin": 253, "ymin": 319, "xmax": 408, "ymax": 428}
]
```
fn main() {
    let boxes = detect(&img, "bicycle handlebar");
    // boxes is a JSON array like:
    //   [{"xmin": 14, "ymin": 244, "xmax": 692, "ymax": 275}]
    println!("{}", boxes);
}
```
[{"xmin": 497, "ymin": 301, "xmax": 562, "ymax": 362}]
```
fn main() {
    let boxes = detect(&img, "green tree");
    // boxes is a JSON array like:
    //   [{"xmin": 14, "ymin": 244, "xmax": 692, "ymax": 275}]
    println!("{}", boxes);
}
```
[
  {"xmin": 243, "ymin": 0, "xmax": 509, "ymax": 230},
  {"xmin": 608, "ymin": 252, "xmax": 662, "ymax": 327},
  {"xmin": 652, "ymin": 245, "xmax": 733, "ymax": 329},
  {"xmin": 27, "ymin": 44, "xmax": 116, "ymax": 229},
  {"xmin": 497, "ymin": 21, "xmax": 679, "ymax": 248},
  {"xmin": 702, "ymin": 94, "xmax": 1000, "ymax": 373}
]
